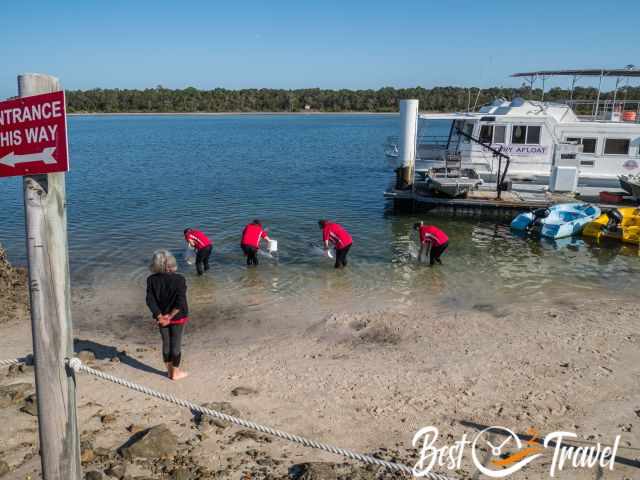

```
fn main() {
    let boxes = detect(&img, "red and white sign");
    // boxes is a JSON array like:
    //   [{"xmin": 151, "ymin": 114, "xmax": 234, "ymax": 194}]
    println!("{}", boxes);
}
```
[{"xmin": 0, "ymin": 91, "xmax": 69, "ymax": 178}]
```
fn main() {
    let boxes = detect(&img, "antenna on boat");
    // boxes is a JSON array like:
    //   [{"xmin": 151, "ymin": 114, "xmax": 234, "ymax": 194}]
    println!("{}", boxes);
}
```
[{"xmin": 472, "ymin": 88, "xmax": 482, "ymax": 111}]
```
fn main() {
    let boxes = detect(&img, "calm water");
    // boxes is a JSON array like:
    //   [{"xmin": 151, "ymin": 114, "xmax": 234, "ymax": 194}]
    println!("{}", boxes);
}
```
[{"xmin": 0, "ymin": 114, "xmax": 638, "ymax": 312}]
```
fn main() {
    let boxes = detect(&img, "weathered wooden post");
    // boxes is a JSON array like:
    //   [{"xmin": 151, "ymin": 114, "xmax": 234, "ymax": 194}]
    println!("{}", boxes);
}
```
[
  {"xmin": 18, "ymin": 73, "xmax": 81, "ymax": 480},
  {"xmin": 397, "ymin": 99, "xmax": 419, "ymax": 189}
]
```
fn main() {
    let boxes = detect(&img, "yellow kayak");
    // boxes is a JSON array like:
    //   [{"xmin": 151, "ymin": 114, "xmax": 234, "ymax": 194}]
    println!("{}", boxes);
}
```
[{"xmin": 582, "ymin": 207, "xmax": 640, "ymax": 245}]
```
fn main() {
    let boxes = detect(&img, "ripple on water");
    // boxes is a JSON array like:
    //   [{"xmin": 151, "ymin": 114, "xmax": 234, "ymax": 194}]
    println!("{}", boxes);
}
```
[{"xmin": 0, "ymin": 115, "xmax": 637, "ymax": 318}]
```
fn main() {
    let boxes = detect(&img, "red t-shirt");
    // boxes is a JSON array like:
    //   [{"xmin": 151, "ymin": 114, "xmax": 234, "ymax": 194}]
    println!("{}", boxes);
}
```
[
  {"xmin": 323, "ymin": 222, "xmax": 353, "ymax": 249},
  {"xmin": 241, "ymin": 224, "xmax": 267, "ymax": 248},
  {"xmin": 419, "ymin": 226, "xmax": 448, "ymax": 246},
  {"xmin": 184, "ymin": 229, "xmax": 212, "ymax": 250}
]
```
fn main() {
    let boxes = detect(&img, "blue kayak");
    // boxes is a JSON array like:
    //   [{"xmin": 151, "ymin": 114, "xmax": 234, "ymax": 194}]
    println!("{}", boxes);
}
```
[{"xmin": 511, "ymin": 203, "xmax": 601, "ymax": 239}]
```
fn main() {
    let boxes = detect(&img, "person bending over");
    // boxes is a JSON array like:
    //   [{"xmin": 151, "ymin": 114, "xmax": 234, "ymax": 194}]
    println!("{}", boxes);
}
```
[
  {"xmin": 241, "ymin": 219, "xmax": 271, "ymax": 266},
  {"xmin": 146, "ymin": 249, "xmax": 189, "ymax": 380},
  {"xmin": 184, "ymin": 228, "xmax": 212, "ymax": 275},
  {"xmin": 414, "ymin": 221, "xmax": 449, "ymax": 266},
  {"xmin": 319, "ymin": 219, "xmax": 353, "ymax": 269}
]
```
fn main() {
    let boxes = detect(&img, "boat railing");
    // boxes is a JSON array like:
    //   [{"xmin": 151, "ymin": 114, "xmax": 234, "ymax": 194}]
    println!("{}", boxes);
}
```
[
  {"xmin": 385, "ymin": 135, "xmax": 453, "ymax": 148},
  {"xmin": 417, "ymin": 135, "xmax": 451, "ymax": 147},
  {"xmin": 560, "ymin": 99, "xmax": 640, "ymax": 123}
]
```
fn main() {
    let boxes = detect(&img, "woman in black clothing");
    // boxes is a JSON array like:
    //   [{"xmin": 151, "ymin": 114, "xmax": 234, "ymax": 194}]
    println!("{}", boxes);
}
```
[{"xmin": 146, "ymin": 249, "xmax": 189, "ymax": 381}]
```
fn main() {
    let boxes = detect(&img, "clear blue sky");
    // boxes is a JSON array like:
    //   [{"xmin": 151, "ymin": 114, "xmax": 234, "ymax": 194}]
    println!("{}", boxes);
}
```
[{"xmin": 1, "ymin": 0, "xmax": 638, "ymax": 98}]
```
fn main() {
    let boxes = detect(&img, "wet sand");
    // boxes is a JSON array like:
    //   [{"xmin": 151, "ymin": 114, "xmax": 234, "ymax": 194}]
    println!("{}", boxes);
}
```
[{"xmin": 0, "ymin": 265, "xmax": 639, "ymax": 479}]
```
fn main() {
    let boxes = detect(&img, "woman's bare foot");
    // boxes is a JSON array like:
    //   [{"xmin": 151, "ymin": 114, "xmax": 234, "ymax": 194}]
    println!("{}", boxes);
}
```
[{"xmin": 171, "ymin": 368, "xmax": 189, "ymax": 380}]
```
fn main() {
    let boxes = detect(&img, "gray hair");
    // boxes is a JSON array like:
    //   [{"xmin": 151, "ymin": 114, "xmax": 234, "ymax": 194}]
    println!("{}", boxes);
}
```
[{"xmin": 149, "ymin": 249, "xmax": 177, "ymax": 273}]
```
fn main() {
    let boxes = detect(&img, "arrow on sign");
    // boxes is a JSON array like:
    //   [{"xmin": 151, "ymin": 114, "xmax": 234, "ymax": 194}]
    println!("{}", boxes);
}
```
[{"xmin": 0, "ymin": 147, "xmax": 57, "ymax": 167}]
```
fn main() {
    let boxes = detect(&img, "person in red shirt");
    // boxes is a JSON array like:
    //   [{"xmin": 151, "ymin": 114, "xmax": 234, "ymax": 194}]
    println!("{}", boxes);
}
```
[
  {"xmin": 414, "ymin": 221, "xmax": 449, "ymax": 266},
  {"xmin": 241, "ymin": 219, "xmax": 272, "ymax": 266},
  {"xmin": 319, "ymin": 219, "xmax": 353, "ymax": 269},
  {"xmin": 184, "ymin": 228, "xmax": 212, "ymax": 275}
]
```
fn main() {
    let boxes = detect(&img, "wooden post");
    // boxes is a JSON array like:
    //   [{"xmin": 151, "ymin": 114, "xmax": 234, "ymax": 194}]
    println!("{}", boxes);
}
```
[{"xmin": 19, "ymin": 73, "xmax": 81, "ymax": 480}]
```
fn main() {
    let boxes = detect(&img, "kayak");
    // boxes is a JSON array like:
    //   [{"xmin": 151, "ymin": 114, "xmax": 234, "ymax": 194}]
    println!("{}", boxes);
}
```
[
  {"xmin": 511, "ymin": 203, "xmax": 601, "ymax": 239},
  {"xmin": 582, "ymin": 207, "xmax": 640, "ymax": 245}
]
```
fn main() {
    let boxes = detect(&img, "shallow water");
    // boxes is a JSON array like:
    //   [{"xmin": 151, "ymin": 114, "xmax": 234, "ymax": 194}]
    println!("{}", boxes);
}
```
[{"xmin": 0, "ymin": 114, "xmax": 638, "ymax": 315}]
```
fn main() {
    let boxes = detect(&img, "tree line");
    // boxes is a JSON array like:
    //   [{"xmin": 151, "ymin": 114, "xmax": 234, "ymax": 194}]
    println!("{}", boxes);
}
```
[{"xmin": 65, "ymin": 85, "xmax": 640, "ymax": 113}]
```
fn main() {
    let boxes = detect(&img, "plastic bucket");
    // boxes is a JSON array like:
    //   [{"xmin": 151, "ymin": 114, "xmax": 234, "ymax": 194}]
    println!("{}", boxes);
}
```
[{"xmin": 267, "ymin": 239, "xmax": 278, "ymax": 253}]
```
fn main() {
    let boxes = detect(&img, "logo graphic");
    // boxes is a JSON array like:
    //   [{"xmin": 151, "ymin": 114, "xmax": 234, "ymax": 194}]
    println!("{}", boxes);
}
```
[
  {"xmin": 623, "ymin": 160, "xmax": 639, "ymax": 171},
  {"xmin": 412, "ymin": 425, "xmax": 621, "ymax": 478},
  {"xmin": 471, "ymin": 427, "xmax": 544, "ymax": 478}
]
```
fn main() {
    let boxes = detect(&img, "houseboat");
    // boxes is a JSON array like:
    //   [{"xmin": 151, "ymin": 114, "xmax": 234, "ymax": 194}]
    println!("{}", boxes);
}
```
[{"xmin": 388, "ymin": 68, "xmax": 640, "ymax": 189}]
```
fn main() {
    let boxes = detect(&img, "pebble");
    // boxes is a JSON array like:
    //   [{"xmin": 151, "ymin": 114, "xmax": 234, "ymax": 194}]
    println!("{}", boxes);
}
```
[
  {"xmin": 104, "ymin": 464, "xmax": 126, "ymax": 479},
  {"xmin": 0, "ymin": 383, "xmax": 33, "ymax": 408},
  {"xmin": 80, "ymin": 442, "xmax": 95, "ymax": 464},
  {"xmin": 119, "ymin": 424, "xmax": 177, "ymax": 460},
  {"xmin": 20, "ymin": 394, "xmax": 38, "ymax": 416},
  {"xmin": 100, "ymin": 414, "xmax": 117, "ymax": 425},
  {"xmin": 231, "ymin": 386, "xmax": 258, "ymax": 397}
]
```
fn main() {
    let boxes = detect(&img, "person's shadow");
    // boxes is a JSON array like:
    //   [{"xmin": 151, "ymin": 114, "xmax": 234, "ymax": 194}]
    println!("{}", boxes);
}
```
[{"xmin": 74, "ymin": 339, "xmax": 166, "ymax": 378}]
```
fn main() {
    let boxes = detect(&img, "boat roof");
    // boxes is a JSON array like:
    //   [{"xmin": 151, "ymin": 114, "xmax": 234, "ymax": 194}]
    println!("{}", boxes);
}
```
[
  {"xmin": 512, "ymin": 67, "xmax": 640, "ymax": 78},
  {"xmin": 419, "ymin": 98, "xmax": 578, "ymax": 123}
]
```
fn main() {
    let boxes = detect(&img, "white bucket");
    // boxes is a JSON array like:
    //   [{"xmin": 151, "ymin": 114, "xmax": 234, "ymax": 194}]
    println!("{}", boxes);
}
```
[{"xmin": 267, "ymin": 239, "xmax": 278, "ymax": 253}]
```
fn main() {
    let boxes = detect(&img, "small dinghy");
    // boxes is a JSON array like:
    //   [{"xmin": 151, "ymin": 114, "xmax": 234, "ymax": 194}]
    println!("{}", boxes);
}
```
[
  {"xmin": 426, "ymin": 167, "xmax": 483, "ymax": 198},
  {"xmin": 582, "ymin": 207, "xmax": 640, "ymax": 245},
  {"xmin": 619, "ymin": 174, "xmax": 640, "ymax": 200},
  {"xmin": 511, "ymin": 203, "xmax": 601, "ymax": 239}
]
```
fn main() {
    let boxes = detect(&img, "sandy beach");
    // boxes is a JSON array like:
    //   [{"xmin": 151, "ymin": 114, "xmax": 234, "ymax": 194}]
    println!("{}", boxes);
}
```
[{"xmin": 0, "ymin": 249, "xmax": 638, "ymax": 480}]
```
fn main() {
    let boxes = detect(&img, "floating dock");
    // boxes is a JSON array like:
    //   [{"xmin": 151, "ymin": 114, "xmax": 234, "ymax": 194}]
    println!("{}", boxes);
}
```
[{"xmin": 384, "ymin": 182, "xmax": 638, "ymax": 218}]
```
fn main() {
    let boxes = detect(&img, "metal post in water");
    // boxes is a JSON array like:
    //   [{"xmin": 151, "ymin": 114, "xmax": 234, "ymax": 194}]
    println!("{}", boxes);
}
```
[{"xmin": 398, "ymin": 99, "xmax": 419, "ymax": 190}]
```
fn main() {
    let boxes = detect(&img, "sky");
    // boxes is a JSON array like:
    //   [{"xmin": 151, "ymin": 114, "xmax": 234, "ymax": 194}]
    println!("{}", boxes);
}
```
[{"xmin": 1, "ymin": 0, "xmax": 639, "ymax": 98}]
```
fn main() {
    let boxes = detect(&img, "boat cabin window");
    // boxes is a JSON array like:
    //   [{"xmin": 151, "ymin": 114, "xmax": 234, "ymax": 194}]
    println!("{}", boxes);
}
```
[
  {"xmin": 512, "ymin": 125, "xmax": 541, "ymax": 144},
  {"xmin": 462, "ymin": 122, "xmax": 474, "ymax": 143},
  {"xmin": 512, "ymin": 125, "xmax": 526, "ymax": 144},
  {"xmin": 604, "ymin": 138, "xmax": 630, "ymax": 155},
  {"xmin": 453, "ymin": 120, "xmax": 474, "ymax": 143},
  {"xmin": 479, "ymin": 124, "xmax": 506, "ymax": 144},
  {"xmin": 479, "ymin": 125, "xmax": 492, "ymax": 143},
  {"xmin": 526, "ymin": 126, "xmax": 541, "ymax": 144},
  {"xmin": 566, "ymin": 137, "xmax": 597, "ymax": 154},
  {"xmin": 493, "ymin": 125, "xmax": 506, "ymax": 144}
]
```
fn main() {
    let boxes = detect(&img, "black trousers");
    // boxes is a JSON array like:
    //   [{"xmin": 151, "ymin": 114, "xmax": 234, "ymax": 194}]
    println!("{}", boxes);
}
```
[
  {"xmin": 430, "ymin": 241, "xmax": 448, "ymax": 265},
  {"xmin": 334, "ymin": 244, "xmax": 351, "ymax": 269},
  {"xmin": 241, "ymin": 244, "xmax": 259, "ymax": 266},
  {"xmin": 159, "ymin": 323, "xmax": 185, "ymax": 367},
  {"xmin": 195, "ymin": 245, "xmax": 212, "ymax": 275}
]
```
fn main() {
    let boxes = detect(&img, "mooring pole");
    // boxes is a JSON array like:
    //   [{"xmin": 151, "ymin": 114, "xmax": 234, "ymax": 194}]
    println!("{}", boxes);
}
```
[
  {"xmin": 398, "ymin": 99, "xmax": 419, "ymax": 189},
  {"xmin": 19, "ymin": 73, "xmax": 81, "ymax": 480}
]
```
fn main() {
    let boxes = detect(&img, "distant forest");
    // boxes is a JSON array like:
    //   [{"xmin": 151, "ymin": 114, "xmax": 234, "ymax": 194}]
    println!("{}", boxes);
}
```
[{"xmin": 65, "ymin": 85, "xmax": 640, "ymax": 113}]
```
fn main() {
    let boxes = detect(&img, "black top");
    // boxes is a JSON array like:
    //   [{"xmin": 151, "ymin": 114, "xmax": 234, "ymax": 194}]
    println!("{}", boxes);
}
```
[{"xmin": 146, "ymin": 272, "xmax": 188, "ymax": 320}]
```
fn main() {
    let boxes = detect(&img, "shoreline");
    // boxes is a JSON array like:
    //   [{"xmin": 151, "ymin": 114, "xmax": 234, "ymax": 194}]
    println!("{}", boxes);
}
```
[{"xmin": 68, "ymin": 111, "xmax": 401, "ymax": 117}]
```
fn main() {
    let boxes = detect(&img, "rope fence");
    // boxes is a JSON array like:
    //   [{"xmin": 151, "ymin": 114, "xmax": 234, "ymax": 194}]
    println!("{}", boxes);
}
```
[
  {"xmin": 1, "ymin": 356, "xmax": 454, "ymax": 480},
  {"xmin": 0, "ymin": 355, "xmax": 32, "ymax": 367}
]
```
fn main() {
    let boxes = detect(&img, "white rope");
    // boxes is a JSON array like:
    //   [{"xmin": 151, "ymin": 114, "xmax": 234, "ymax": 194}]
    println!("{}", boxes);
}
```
[
  {"xmin": 68, "ymin": 357, "xmax": 452, "ymax": 480},
  {"xmin": 0, "ymin": 356, "xmax": 32, "ymax": 367}
]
